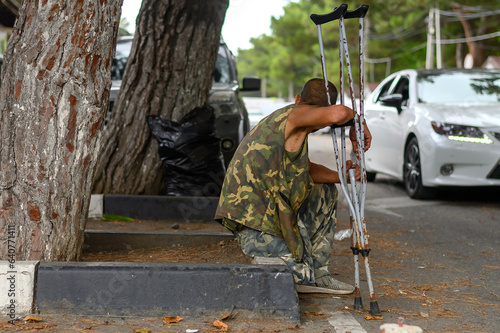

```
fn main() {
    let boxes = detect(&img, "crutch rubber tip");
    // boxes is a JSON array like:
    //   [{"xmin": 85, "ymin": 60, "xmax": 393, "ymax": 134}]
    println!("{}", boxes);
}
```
[
  {"xmin": 369, "ymin": 301, "xmax": 382, "ymax": 316},
  {"xmin": 354, "ymin": 297, "xmax": 363, "ymax": 311}
]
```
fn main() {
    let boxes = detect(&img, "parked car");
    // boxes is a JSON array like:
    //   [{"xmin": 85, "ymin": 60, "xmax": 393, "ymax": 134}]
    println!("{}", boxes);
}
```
[
  {"xmin": 364, "ymin": 68, "xmax": 500, "ymax": 199},
  {"xmin": 109, "ymin": 36, "xmax": 260, "ymax": 167}
]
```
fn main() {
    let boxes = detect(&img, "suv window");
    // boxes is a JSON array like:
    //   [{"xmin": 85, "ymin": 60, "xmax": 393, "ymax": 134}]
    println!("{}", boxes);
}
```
[
  {"xmin": 213, "ymin": 45, "xmax": 233, "ymax": 84},
  {"xmin": 111, "ymin": 39, "xmax": 231, "ymax": 84}
]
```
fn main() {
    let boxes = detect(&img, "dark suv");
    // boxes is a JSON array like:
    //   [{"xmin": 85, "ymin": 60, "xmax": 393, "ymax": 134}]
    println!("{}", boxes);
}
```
[{"xmin": 109, "ymin": 36, "xmax": 260, "ymax": 167}]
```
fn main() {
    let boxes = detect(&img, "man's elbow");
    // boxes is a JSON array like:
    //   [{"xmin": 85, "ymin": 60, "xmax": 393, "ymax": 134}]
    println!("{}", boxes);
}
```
[{"xmin": 329, "ymin": 106, "xmax": 353, "ymax": 125}]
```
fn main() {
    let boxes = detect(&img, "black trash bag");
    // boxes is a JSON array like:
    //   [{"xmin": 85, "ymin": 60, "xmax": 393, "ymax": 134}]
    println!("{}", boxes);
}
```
[{"xmin": 147, "ymin": 105, "xmax": 226, "ymax": 197}]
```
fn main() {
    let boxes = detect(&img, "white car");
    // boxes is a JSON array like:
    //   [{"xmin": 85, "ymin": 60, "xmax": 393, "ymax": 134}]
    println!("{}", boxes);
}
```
[{"xmin": 364, "ymin": 68, "xmax": 500, "ymax": 199}]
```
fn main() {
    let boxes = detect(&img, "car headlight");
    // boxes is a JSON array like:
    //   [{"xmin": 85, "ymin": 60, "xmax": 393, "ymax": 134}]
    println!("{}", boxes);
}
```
[
  {"xmin": 209, "ymin": 91, "xmax": 237, "ymax": 104},
  {"xmin": 431, "ymin": 122, "xmax": 493, "ymax": 144},
  {"xmin": 209, "ymin": 91, "xmax": 238, "ymax": 115}
]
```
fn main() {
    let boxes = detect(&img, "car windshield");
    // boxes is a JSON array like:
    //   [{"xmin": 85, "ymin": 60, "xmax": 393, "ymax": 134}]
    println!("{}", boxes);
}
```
[{"xmin": 417, "ymin": 71, "xmax": 500, "ymax": 104}]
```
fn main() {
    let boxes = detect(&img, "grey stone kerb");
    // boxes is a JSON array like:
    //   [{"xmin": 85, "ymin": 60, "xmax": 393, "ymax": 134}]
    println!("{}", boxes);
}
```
[
  {"xmin": 34, "ymin": 262, "xmax": 299, "ymax": 321},
  {"xmin": 89, "ymin": 194, "xmax": 219, "ymax": 221},
  {"xmin": 0, "ymin": 261, "xmax": 299, "ymax": 322}
]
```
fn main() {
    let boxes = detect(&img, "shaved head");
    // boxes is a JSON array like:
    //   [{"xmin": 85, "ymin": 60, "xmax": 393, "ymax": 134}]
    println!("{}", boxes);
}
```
[{"xmin": 299, "ymin": 78, "xmax": 338, "ymax": 106}]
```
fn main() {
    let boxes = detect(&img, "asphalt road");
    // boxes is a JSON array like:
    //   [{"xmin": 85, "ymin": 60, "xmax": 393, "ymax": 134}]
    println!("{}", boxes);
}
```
[{"xmin": 309, "ymin": 133, "xmax": 500, "ymax": 333}]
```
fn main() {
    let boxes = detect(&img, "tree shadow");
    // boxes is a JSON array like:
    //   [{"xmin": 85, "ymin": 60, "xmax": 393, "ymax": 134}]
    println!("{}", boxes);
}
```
[
  {"xmin": 433, "ymin": 186, "xmax": 500, "ymax": 203},
  {"xmin": 371, "ymin": 176, "xmax": 500, "ymax": 203}
]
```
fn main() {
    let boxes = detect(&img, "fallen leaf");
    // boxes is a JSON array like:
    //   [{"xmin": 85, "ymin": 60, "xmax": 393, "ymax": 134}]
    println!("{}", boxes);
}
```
[
  {"xmin": 364, "ymin": 315, "xmax": 384, "ymax": 320},
  {"xmin": 420, "ymin": 312, "xmax": 429, "ymax": 318},
  {"xmin": 134, "ymin": 329, "xmax": 151, "ymax": 333},
  {"xmin": 23, "ymin": 315, "xmax": 43, "ymax": 322},
  {"xmin": 220, "ymin": 313, "xmax": 230, "ymax": 320},
  {"xmin": 163, "ymin": 316, "xmax": 184, "ymax": 324},
  {"xmin": 304, "ymin": 311, "xmax": 323, "ymax": 317},
  {"xmin": 213, "ymin": 319, "xmax": 228, "ymax": 331}
]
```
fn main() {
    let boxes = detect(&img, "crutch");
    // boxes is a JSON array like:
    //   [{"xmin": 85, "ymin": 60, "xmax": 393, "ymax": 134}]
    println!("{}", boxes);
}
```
[{"xmin": 311, "ymin": 4, "xmax": 381, "ymax": 317}]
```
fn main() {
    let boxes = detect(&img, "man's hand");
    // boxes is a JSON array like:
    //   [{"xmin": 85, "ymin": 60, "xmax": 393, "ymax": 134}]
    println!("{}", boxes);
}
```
[
  {"xmin": 350, "ymin": 121, "xmax": 372, "ymax": 156},
  {"xmin": 345, "ymin": 160, "xmax": 361, "ymax": 182}
]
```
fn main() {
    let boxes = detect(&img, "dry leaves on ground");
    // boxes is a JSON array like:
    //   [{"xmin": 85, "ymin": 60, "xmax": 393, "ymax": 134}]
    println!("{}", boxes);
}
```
[
  {"xmin": 23, "ymin": 316, "xmax": 43, "ymax": 323},
  {"xmin": 163, "ymin": 316, "xmax": 184, "ymax": 324},
  {"xmin": 133, "ymin": 329, "xmax": 151, "ymax": 333},
  {"xmin": 213, "ymin": 319, "xmax": 229, "ymax": 331}
]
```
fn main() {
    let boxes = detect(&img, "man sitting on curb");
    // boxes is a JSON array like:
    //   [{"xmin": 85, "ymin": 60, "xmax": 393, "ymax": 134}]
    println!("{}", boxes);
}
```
[{"xmin": 215, "ymin": 78, "xmax": 372, "ymax": 294}]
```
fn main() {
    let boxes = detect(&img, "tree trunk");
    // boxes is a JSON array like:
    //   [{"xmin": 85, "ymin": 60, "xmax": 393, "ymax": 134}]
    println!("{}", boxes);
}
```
[
  {"xmin": 452, "ymin": 4, "xmax": 487, "ymax": 68},
  {"xmin": 92, "ymin": 0, "xmax": 229, "ymax": 195},
  {"xmin": 0, "ymin": 0, "xmax": 122, "ymax": 261}
]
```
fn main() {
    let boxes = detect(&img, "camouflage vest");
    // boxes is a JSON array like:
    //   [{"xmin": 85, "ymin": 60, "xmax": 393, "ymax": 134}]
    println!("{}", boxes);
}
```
[{"xmin": 215, "ymin": 105, "xmax": 314, "ymax": 260}]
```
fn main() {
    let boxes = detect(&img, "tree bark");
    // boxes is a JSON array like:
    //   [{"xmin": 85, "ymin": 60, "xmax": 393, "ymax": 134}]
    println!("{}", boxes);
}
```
[
  {"xmin": 0, "ymin": 0, "xmax": 122, "ymax": 261},
  {"xmin": 92, "ymin": 0, "xmax": 229, "ymax": 195}
]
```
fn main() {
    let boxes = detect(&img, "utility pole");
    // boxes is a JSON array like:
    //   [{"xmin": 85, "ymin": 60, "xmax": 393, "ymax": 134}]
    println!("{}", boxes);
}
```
[
  {"xmin": 426, "ymin": 7, "xmax": 442, "ymax": 69},
  {"xmin": 435, "ymin": 8, "xmax": 442, "ymax": 68},
  {"xmin": 426, "ymin": 8, "xmax": 435, "ymax": 69}
]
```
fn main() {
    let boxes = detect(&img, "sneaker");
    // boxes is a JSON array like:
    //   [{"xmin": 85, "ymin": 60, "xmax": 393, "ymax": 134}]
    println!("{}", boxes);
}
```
[{"xmin": 295, "ymin": 276, "xmax": 354, "ymax": 295}]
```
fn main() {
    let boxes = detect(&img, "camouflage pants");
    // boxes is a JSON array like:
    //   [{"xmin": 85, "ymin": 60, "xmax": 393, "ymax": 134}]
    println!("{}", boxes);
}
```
[{"xmin": 235, "ymin": 183, "xmax": 338, "ymax": 285}]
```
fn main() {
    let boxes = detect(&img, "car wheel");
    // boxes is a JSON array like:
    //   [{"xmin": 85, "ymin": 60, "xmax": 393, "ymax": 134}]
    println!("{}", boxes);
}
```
[
  {"xmin": 366, "ymin": 171, "xmax": 376, "ymax": 182},
  {"xmin": 403, "ymin": 137, "xmax": 435, "ymax": 199}
]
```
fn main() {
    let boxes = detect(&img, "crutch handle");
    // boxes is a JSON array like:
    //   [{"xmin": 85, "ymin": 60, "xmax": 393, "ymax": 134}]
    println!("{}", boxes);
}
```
[
  {"xmin": 330, "ymin": 119, "xmax": 354, "ymax": 129},
  {"xmin": 344, "ymin": 4, "xmax": 369, "ymax": 19},
  {"xmin": 310, "ymin": 4, "xmax": 347, "ymax": 25}
]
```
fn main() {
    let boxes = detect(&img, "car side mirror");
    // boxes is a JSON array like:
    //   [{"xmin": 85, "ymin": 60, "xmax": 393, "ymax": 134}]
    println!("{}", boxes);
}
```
[
  {"xmin": 379, "ymin": 93, "xmax": 403, "ymax": 113},
  {"xmin": 241, "ymin": 76, "xmax": 261, "ymax": 92}
]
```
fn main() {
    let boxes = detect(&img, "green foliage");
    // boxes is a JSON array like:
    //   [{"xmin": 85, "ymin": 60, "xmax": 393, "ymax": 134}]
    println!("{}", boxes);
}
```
[
  {"xmin": 119, "ymin": 18, "xmax": 133, "ymax": 36},
  {"xmin": 100, "ymin": 214, "xmax": 135, "ymax": 222},
  {"xmin": 236, "ymin": 0, "xmax": 500, "ymax": 97},
  {"xmin": 0, "ymin": 34, "xmax": 8, "ymax": 55}
]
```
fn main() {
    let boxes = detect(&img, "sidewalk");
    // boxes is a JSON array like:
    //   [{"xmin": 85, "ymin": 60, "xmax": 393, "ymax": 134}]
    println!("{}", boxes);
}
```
[
  {"xmin": 1, "ymin": 195, "xmax": 299, "ymax": 321},
  {"xmin": 1, "ymin": 194, "xmax": 374, "ymax": 332}
]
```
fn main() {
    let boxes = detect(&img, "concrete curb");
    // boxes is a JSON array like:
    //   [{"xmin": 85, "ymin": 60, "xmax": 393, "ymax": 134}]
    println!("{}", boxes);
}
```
[
  {"xmin": 92, "ymin": 194, "xmax": 219, "ymax": 221},
  {"xmin": 1, "ymin": 261, "xmax": 298, "ymax": 322},
  {"xmin": 36, "ymin": 262, "xmax": 299, "ymax": 321}
]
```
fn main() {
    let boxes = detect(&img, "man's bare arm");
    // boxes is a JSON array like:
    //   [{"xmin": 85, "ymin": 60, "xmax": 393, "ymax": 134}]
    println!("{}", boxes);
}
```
[
  {"xmin": 309, "ymin": 161, "xmax": 340, "ymax": 183},
  {"xmin": 288, "ymin": 104, "xmax": 355, "ymax": 132},
  {"xmin": 309, "ymin": 160, "xmax": 361, "ymax": 184}
]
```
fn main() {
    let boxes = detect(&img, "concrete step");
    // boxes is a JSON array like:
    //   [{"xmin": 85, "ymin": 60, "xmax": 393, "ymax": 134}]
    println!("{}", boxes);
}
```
[{"xmin": 83, "ymin": 230, "xmax": 235, "ymax": 252}]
